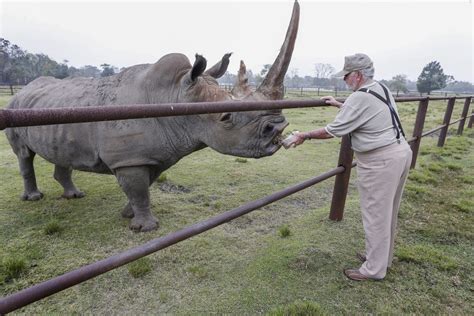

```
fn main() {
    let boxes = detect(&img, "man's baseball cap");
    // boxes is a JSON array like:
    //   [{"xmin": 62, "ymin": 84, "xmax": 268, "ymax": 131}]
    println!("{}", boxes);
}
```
[{"xmin": 332, "ymin": 53, "xmax": 373, "ymax": 78}]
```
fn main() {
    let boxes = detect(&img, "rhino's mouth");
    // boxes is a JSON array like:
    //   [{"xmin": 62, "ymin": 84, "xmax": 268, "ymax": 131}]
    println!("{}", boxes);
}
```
[
  {"xmin": 266, "ymin": 121, "xmax": 289, "ymax": 154},
  {"xmin": 272, "ymin": 133, "xmax": 284, "ymax": 146}
]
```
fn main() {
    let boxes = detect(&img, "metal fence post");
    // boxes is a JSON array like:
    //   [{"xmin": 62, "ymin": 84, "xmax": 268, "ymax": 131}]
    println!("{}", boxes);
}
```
[
  {"xmin": 437, "ymin": 97, "xmax": 456, "ymax": 147},
  {"xmin": 329, "ymin": 135, "xmax": 353, "ymax": 221},
  {"xmin": 410, "ymin": 98, "xmax": 429, "ymax": 169},
  {"xmin": 457, "ymin": 97, "xmax": 471, "ymax": 135}
]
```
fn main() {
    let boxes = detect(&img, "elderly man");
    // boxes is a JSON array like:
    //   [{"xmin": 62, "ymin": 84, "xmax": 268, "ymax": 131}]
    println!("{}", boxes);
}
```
[{"xmin": 290, "ymin": 53, "xmax": 412, "ymax": 281}]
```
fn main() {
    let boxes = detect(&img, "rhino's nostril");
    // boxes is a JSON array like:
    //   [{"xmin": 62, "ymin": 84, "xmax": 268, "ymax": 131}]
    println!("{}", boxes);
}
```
[{"xmin": 263, "ymin": 123, "xmax": 274, "ymax": 136}]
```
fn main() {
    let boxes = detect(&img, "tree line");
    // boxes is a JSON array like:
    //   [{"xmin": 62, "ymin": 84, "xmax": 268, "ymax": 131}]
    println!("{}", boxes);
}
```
[
  {"xmin": 1, "ymin": 38, "xmax": 472, "ymax": 95},
  {"xmin": 219, "ymin": 61, "xmax": 472, "ymax": 95},
  {"xmin": 0, "ymin": 38, "xmax": 118, "ymax": 87}
]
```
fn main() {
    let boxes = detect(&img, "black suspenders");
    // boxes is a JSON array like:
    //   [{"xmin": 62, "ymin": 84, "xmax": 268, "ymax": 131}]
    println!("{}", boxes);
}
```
[{"xmin": 358, "ymin": 82, "xmax": 406, "ymax": 141}]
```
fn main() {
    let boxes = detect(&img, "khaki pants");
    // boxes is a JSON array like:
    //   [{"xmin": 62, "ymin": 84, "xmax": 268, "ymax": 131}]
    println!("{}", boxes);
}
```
[{"xmin": 355, "ymin": 141, "xmax": 412, "ymax": 279}]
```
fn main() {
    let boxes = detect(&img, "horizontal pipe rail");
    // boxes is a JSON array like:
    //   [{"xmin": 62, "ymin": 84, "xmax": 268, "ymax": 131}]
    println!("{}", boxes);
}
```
[
  {"xmin": 0, "ymin": 166, "xmax": 344, "ymax": 314},
  {"xmin": 0, "ymin": 99, "xmax": 331, "ymax": 130},
  {"xmin": 448, "ymin": 117, "xmax": 464, "ymax": 125},
  {"xmin": 1, "ymin": 96, "xmax": 471, "ymax": 130},
  {"xmin": 421, "ymin": 124, "xmax": 446, "ymax": 137},
  {"xmin": 419, "ymin": 112, "xmax": 473, "ymax": 138}
]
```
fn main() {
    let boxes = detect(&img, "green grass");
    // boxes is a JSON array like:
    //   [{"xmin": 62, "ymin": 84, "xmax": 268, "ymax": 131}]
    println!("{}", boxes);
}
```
[
  {"xmin": 235, "ymin": 157, "xmax": 248, "ymax": 163},
  {"xmin": 452, "ymin": 199, "xmax": 473, "ymax": 213},
  {"xmin": 0, "ymin": 95, "xmax": 473, "ymax": 313},
  {"xmin": 0, "ymin": 95, "xmax": 12, "ymax": 108},
  {"xmin": 44, "ymin": 220, "xmax": 63, "ymax": 235},
  {"xmin": 156, "ymin": 172, "xmax": 167, "ymax": 183},
  {"xmin": 396, "ymin": 244, "xmax": 458, "ymax": 271},
  {"xmin": 278, "ymin": 225, "xmax": 292, "ymax": 238},
  {"xmin": 127, "ymin": 258, "xmax": 152, "ymax": 278},
  {"xmin": 1, "ymin": 257, "xmax": 27, "ymax": 282},
  {"xmin": 267, "ymin": 300, "xmax": 327, "ymax": 316}
]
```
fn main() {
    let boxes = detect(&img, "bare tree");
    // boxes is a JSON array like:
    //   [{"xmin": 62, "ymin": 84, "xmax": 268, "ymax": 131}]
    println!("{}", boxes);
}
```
[
  {"xmin": 314, "ymin": 63, "xmax": 335, "ymax": 79},
  {"xmin": 290, "ymin": 68, "xmax": 299, "ymax": 78}
]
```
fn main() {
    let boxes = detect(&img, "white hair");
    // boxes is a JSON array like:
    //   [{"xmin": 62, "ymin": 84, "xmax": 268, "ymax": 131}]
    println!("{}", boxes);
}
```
[{"xmin": 360, "ymin": 67, "xmax": 375, "ymax": 79}]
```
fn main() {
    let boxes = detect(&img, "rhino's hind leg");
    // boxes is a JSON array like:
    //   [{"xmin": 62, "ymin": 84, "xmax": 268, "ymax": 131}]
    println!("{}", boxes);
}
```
[
  {"xmin": 18, "ymin": 152, "xmax": 44, "ymax": 201},
  {"xmin": 53, "ymin": 165, "xmax": 85, "ymax": 199},
  {"xmin": 115, "ymin": 166, "xmax": 158, "ymax": 232}
]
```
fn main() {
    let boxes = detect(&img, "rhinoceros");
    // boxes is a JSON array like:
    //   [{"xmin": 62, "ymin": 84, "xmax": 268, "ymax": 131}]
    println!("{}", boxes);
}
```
[{"xmin": 5, "ymin": 2, "xmax": 299, "ymax": 232}]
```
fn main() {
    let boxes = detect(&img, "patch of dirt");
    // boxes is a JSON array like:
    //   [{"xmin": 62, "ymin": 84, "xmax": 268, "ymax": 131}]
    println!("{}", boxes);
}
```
[
  {"xmin": 288, "ymin": 247, "xmax": 334, "ymax": 271},
  {"xmin": 222, "ymin": 187, "xmax": 333, "ymax": 236},
  {"xmin": 228, "ymin": 215, "xmax": 253, "ymax": 229},
  {"xmin": 158, "ymin": 182, "xmax": 191, "ymax": 194}
]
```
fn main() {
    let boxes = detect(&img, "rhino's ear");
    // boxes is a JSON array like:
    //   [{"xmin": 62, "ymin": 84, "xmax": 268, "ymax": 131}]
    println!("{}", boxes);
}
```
[
  {"xmin": 204, "ymin": 52, "xmax": 232, "ymax": 79},
  {"xmin": 191, "ymin": 54, "xmax": 207, "ymax": 82}
]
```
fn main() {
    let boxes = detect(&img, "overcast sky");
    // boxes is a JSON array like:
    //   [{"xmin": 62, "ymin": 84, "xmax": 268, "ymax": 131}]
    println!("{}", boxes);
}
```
[{"xmin": 1, "ymin": 0, "xmax": 472, "ymax": 82}]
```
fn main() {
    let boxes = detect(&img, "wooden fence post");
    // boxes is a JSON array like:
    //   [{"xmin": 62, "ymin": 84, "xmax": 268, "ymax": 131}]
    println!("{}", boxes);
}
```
[
  {"xmin": 468, "ymin": 108, "xmax": 474, "ymax": 128},
  {"xmin": 329, "ymin": 135, "xmax": 354, "ymax": 221},
  {"xmin": 457, "ymin": 97, "xmax": 471, "ymax": 135},
  {"xmin": 410, "ymin": 98, "xmax": 429, "ymax": 169},
  {"xmin": 437, "ymin": 97, "xmax": 456, "ymax": 147}
]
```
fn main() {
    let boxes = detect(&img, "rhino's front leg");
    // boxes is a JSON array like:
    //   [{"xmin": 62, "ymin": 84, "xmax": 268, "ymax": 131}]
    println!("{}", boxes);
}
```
[{"xmin": 115, "ymin": 166, "xmax": 158, "ymax": 232}]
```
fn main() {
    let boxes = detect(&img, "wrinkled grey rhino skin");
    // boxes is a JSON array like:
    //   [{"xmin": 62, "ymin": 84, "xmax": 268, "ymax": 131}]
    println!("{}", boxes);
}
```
[{"xmin": 5, "ymin": 2, "xmax": 300, "ymax": 232}]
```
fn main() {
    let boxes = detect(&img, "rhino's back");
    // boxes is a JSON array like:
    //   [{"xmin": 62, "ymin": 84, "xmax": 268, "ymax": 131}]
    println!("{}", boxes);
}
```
[
  {"xmin": 6, "ymin": 66, "xmax": 174, "ymax": 173},
  {"xmin": 9, "ymin": 76, "xmax": 101, "ymax": 110},
  {"xmin": 9, "ymin": 63, "xmax": 152, "ymax": 110},
  {"xmin": 6, "ymin": 76, "xmax": 111, "ymax": 172}
]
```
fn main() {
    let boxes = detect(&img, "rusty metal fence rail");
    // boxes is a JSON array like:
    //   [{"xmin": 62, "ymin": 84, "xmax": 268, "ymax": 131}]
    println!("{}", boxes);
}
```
[{"xmin": 0, "ymin": 95, "xmax": 472, "ymax": 314}]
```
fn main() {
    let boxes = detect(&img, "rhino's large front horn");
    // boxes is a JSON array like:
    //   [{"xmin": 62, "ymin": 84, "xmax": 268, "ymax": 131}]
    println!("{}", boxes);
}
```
[{"xmin": 257, "ymin": 0, "xmax": 300, "ymax": 100}]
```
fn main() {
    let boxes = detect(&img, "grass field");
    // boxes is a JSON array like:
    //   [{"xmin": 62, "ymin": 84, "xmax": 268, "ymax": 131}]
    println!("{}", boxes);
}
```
[{"xmin": 0, "ymin": 93, "xmax": 473, "ymax": 314}]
